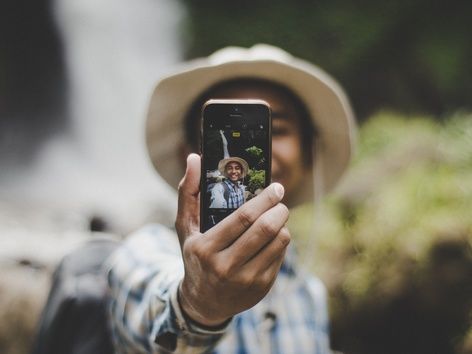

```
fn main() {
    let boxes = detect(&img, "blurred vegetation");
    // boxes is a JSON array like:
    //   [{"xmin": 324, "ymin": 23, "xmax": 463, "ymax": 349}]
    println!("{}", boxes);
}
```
[
  {"xmin": 181, "ymin": 1, "xmax": 472, "ymax": 120},
  {"xmin": 246, "ymin": 169, "xmax": 265, "ymax": 194},
  {"xmin": 289, "ymin": 112, "xmax": 472, "ymax": 354},
  {"xmin": 245, "ymin": 145, "xmax": 265, "ymax": 169}
]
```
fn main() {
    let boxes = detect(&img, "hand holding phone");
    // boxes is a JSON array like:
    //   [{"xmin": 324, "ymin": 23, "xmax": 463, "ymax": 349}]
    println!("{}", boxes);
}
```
[{"xmin": 175, "ymin": 153, "xmax": 290, "ymax": 327}]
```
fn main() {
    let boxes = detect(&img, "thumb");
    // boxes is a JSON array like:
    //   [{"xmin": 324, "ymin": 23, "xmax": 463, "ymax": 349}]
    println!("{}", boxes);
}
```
[{"xmin": 175, "ymin": 153, "xmax": 201, "ymax": 239}]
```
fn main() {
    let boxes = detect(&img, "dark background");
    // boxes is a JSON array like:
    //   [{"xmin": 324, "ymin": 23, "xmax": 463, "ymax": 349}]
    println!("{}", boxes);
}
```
[
  {"xmin": 0, "ymin": 0, "xmax": 68, "ymax": 166},
  {"xmin": 182, "ymin": 0, "xmax": 472, "ymax": 121}
]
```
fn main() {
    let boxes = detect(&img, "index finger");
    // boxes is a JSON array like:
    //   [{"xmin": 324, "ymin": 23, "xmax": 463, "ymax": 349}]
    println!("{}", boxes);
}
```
[{"xmin": 205, "ymin": 183, "xmax": 285, "ymax": 251}]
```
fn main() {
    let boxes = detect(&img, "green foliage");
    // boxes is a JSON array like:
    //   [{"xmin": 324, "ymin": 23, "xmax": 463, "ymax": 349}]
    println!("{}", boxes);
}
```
[
  {"xmin": 289, "ymin": 112, "xmax": 472, "ymax": 354},
  {"xmin": 245, "ymin": 145, "xmax": 263, "ymax": 160},
  {"xmin": 180, "ymin": 1, "xmax": 472, "ymax": 120},
  {"xmin": 247, "ymin": 169, "xmax": 265, "ymax": 193},
  {"xmin": 245, "ymin": 145, "xmax": 265, "ymax": 168}
]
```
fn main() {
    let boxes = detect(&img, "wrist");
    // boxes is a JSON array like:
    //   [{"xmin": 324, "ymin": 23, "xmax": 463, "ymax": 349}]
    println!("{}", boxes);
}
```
[{"xmin": 178, "ymin": 281, "xmax": 230, "ymax": 328}]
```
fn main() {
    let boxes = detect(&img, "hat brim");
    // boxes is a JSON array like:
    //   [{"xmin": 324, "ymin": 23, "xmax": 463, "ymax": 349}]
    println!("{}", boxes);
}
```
[
  {"xmin": 146, "ymin": 47, "xmax": 356, "ymax": 204},
  {"xmin": 217, "ymin": 157, "xmax": 249, "ymax": 179}
]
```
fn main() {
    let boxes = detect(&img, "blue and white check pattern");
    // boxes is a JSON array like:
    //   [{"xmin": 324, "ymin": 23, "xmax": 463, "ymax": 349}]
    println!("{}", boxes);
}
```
[
  {"xmin": 106, "ymin": 224, "xmax": 332, "ymax": 354},
  {"xmin": 223, "ymin": 179, "xmax": 245, "ymax": 209}
]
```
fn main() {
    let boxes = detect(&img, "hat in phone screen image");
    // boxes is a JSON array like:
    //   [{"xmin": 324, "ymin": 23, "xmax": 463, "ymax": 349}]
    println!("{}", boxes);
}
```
[
  {"xmin": 146, "ymin": 44, "xmax": 357, "ymax": 204},
  {"xmin": 218, "ymin": 157, "xmax": 249, "ymax": 179}
]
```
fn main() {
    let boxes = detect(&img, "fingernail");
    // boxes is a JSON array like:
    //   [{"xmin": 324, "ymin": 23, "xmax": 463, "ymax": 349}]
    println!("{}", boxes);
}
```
[{"xmin": 273, "ymin": 183, "xmax": 284, "ymax": 200}]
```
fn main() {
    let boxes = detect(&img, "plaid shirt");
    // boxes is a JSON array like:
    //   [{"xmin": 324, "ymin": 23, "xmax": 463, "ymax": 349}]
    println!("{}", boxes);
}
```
[
  {"xmin": 224, "ymin": 179, "xmax": 245, "ymax": 209},
  {"xmin": 210, "ymin": 180, "xmax": 245, "ymax": 209},
  {"xmin": 106, "ymin": 224, "xmax": 331, "ymax": 354}
]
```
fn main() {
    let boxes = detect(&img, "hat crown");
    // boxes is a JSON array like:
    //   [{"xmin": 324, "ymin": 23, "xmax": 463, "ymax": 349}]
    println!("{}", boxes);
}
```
[
  {"xmin": 146, "ymin": 44, "xmax": 356, "ymax": 206},
  {"xmin": 209, "ymin": 44, "xmax": 293, "ymax": 65}
]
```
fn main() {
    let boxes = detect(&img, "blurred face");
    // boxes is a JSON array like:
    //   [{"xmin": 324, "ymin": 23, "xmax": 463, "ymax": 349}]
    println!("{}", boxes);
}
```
[
  {"xmin": 225, "ymin": 161, "xmax": 242, "ymax": 182},
  {"xmin": 184, "ymin": 80, "xmax": 313, "ymax": 206}
]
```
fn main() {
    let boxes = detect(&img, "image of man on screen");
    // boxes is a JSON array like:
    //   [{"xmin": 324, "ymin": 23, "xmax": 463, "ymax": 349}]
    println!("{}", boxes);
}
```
[{"xmin": 209, "ymin": 157, "xmax": 249, "ymax": 209}]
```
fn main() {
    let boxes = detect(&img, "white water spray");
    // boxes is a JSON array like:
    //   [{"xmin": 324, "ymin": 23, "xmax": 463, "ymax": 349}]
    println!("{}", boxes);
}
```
[{"xmin": 0, "ymin": 0, "xmax": 184, "ymax": 235}]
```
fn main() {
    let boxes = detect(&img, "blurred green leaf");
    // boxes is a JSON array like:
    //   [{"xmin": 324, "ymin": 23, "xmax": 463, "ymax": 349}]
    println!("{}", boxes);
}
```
[{"xmin": 289, "ymin": 112, "xmax": 472, "ymax": 354}]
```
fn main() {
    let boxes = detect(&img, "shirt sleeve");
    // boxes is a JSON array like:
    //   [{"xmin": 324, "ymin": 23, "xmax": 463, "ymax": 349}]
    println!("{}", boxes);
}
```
[
  {"xmin": 105, "ymin": 224, "xmax": 229, "ymax": 353},
  {"xmin": 209, "ymin": 183, "xmax": 227, "ymax": 208}
]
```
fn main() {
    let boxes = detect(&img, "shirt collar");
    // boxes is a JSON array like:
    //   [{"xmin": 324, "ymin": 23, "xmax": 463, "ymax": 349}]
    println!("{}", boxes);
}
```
[{"xmin": 224, "ymin": 179, "xmax": 240, "ymax": 188}]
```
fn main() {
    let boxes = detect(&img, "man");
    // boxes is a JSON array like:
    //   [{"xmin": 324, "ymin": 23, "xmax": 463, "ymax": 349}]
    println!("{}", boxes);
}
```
[
  {"xmin": 209, "ymin": 157, "xmax": 249, "ymax": 209},
  {"xmin": 106, "ymin": 44, "xmax": 356, "ymax": 353}
]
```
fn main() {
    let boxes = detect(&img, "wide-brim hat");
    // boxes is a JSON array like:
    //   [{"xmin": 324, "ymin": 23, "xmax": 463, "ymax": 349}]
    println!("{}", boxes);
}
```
[
  {"xmin": 146, "ymin": 44, "xmax": 356, "ymax": 204},
  {"xmin": 218, "ymin": 157, "xmax": 249, "ymax": 179}
]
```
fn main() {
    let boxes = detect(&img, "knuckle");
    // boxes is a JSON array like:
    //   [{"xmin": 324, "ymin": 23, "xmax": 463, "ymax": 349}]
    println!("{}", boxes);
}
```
[
  {"xmin": 255, "ymin": 273, "xmax": 274, "ymax": 291},
  {"xmin": 258, "ymin": 217, "xmax": 279, "ymax": 236},
  {"xmin": 236, "ymin": 207, "xmax": 254, "ymax": 228},
  {"xmin": 275, "ymin": 203, "xmax": 289, "ymax": 223},
  {"xmin": 177, "ymin": 177, "xmax": 185, "ymax": 193},
  {"xmin": 182, "ymin": 239, "xmax": 196, "ymax": 259},
  {"xmin": 187, "ymin": 239, "xmax": 209, "ymax": 262},
  {"xmin": 174, "ymin": 218, "xmax": 185, "ymax": 234},
  {"xmin": 277, "ymin": 228, "xmax": 291, "ymax": 248},
  {"xmin": 278, "ymin": 203, "xmax": 289, "ymax": 217},
  {"xmin": 174, "ymin": 219, "xmax": 182, "ymax": 232},
  {"xmin": 260, "ymin": 270, "xmax": 277, "ymax": 287},
  {"xmin": 214, "ymin": 263, "xmax": 232, "ymax": 282},
  {"xmin": 237, "ymin": 273, "xmax": 256, "ymax": 288}
]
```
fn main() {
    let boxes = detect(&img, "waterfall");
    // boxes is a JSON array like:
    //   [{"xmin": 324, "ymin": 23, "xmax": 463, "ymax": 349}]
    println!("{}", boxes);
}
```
[
  {"xmin": 220, "ymin": 130, "xmax": 230, "ymax": 158},
  {"xmin": 0, "ymin": 0, "xmax": 185, "ymax": 234}
]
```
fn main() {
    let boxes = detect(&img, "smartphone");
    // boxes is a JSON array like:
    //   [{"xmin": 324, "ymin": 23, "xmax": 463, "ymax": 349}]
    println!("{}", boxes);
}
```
[{"xmin": 200, "ymin": 99, "xmax": 272, "ymax": 232}]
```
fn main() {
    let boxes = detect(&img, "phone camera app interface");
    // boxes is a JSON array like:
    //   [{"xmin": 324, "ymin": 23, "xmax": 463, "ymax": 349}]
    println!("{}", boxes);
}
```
[{"xmin": 203, "ymin": 117, "xmax": 269, "ymax": 231}]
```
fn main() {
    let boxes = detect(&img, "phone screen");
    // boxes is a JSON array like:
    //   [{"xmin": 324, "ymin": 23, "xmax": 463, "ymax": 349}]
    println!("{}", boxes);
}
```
[{"xmin": 200, "ymin": 99, "xmax": 271, "ymax": 232}]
